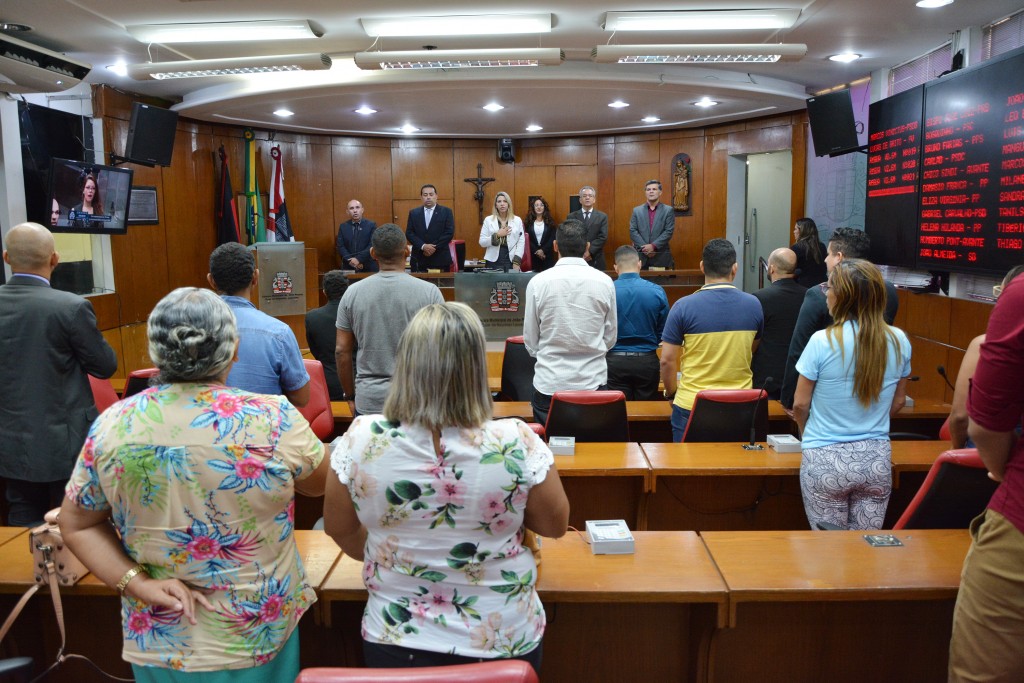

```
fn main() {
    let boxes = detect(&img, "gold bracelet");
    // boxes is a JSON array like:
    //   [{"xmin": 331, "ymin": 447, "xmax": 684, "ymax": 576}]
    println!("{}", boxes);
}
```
[{"xmin": 116, "ymin": 564, "xmax": 147, "ymax": 594}]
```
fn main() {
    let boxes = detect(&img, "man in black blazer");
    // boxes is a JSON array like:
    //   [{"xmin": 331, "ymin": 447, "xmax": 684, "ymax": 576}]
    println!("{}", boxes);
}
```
[
  {"xmin": 751, "ymin": 248, "xmax": 806, "ymax": 399},
  {"xmin": 566, "ymin": 185, "xmax": 609, "ymax": 271},
  {"xmin": 406, "ymin": 184, "xmax": 454, "ymax": 271},
  {"xmin": 305, "ymin": 270, "xmax": 349, "ymax": 401},
  {"xmin": 0, "ymin": 223, "xmax": 117, "ymax": 526},
  {"xmin": 629, "ymin": 179, "xmax": 676, "ymax": 269},
  {"xmin": 336, "ymin": 198, "xmax": 378, "ymax": 272}
]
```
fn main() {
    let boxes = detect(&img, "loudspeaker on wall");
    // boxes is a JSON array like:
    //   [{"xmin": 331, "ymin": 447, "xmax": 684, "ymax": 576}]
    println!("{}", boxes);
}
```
[{"xmin": 498, "ymin": 138, "xmax": 515, "ymax": 163}]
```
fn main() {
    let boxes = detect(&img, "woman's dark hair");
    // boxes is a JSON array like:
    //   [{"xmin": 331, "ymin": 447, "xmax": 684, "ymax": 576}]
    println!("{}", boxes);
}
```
[
  {"xmin": 526, "ymin": 197, "xmax": 557, "ymax": 231},
  {"xmin": 81, "ymin": 173, "xmax": 102, "ymax": 213},
  {"xmin": 794, "ymin": 217, "xmax": 822, "ymax": 264}
]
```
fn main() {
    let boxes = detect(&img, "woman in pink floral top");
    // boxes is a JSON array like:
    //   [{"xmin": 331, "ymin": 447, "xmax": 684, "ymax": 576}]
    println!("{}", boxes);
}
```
[
  {"xmin": 60, "ymin": 288, "xmax": 328, "ymax": 683},
  {"xmin": 325, "ymin": 302, "xmax": 569, "ymax": 675}
]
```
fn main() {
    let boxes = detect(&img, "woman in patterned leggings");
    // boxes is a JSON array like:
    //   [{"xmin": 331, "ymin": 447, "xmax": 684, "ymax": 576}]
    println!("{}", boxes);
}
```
[{"xmin": 792, "ymin": 259, "xmax": 912, "ymax": 530}]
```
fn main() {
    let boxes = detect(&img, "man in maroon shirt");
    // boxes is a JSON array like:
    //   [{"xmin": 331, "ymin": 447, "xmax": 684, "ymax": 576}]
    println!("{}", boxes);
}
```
[{"xmin": 948, "ymin": 272, "xmax": 1024, "ymax": 682}]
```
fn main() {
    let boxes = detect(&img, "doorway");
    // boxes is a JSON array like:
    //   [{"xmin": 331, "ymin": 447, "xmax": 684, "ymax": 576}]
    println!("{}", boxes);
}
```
[{"xmin": 725, "ymin": 151, "xmax": 793, "ymax": 293}]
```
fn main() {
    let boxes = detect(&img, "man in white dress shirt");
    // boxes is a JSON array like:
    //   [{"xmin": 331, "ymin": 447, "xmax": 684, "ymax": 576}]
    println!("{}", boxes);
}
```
[{"xmin": 523, "ymin": 219, "xmax": 617, "ymax": 425}]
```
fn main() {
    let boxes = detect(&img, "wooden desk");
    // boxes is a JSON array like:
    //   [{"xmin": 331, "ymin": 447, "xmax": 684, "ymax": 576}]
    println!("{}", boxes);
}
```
[
  {"xmin": 554, "ymin": 442, "xmax": 650, "ymax": 529},
  {"xmin": 320, "ymin": 531, "xmax": 727, "ymax": 683},
  {"xmin": 702, "ymin": 529, "xmax": 968, "ymax": 682},
  {"xmin": 641, "ymin": 441, "xmax": 949, "ymax": 531},
  {"xmin": 0, "ymin": 526, "xmax": 26, "ymax": 548}
]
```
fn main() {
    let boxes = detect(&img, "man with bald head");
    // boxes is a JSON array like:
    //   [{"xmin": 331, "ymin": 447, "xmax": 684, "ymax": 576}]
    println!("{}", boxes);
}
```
[
  {"xmin": 336, "ymin": 199, "xmax": 378, "ymax": 272},
  {"xmin": 0, "ymin": 222, "xmax": 117, "ymax": 526},
  {"xmin": 751, "ymin": 247, "xmax": 806, "ymax": 399}
]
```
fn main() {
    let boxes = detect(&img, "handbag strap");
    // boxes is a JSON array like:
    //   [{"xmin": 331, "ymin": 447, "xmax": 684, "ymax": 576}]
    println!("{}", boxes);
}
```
[{"xmin": 0, "ymin": 582, "xmax": 40, "ymax": 644}]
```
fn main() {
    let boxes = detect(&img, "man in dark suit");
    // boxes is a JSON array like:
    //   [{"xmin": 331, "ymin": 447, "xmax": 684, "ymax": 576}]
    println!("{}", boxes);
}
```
[
  {"xmin": 0, "ymin": 223, "xmax": 117, "ymax": 526},
  {"xmin": 305, "ymin": 270, "xmax": 349, "ymax": 401},
  {"xmin": 405, "ymin": 184, "xmax": 454, "ymax": 272},
  {"xmin": 751, "ymin": 248, "xmax": 806, "ymax": 399},
  {"xmin": 566, "ymin": 185, "xmax": 609, "ymax": 270},
  {"xmin": 336, "ymin": 198, "xmax": 378, "ymax": 272},
  {"xmin": 629, "ymin": 179, "xmax": 676, "ymax": 269}
]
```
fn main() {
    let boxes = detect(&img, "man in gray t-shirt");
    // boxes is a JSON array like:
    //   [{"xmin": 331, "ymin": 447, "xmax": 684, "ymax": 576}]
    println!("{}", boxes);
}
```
[{"xmin": 335, "ymin": 223, "xmax": 444, "ymax": 415}]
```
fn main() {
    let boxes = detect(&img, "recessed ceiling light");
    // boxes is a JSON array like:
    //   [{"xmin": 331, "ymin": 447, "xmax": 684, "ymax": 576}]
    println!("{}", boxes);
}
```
[
  {"xmin": 355, "ymin": 106, "xmax": 377, "ymax": 115},
  {"xmin": 127, "ymin": 20, "xmax": 319, "ymax": 44},
  {"xmin": 829, "ymin": 52, "xmax": 861, "ymax": 63},
  {"xmin": 361, "ymin": 13, "xmax": 551, "ymax": 37},
  {"xmin": 694, "ymin": 98, "xmax": 718, "ymax": 108},
  {"xmin": 400, "ymin": 124, "xmax": 420, "ymax": 134},
  {"xmin": 916, "ymin": 0, "xmax": 954, "ymax": 7},
  {"xmin": 106, "ymin": 61, "xmax": 128, "ymax": 77},
  {"xmin": 274, "ymin": 109, "xmax": 294, "ymax": 117},
  {"xmin": 525, "ymin": 124, "xmax": 543, "ymax": 132},
  {"xmin": 604, "ymin": 10, "xmax": 800, "ymax": 32},
  {"xmin": 642, "ymin": 116, "xmax": 661, "ymax": 123},
  {"xmin": 483, "ymin": 103, "xmax": 505, "ymax": 112},
  {"xmin": 608, "ymin": 100, "xmax": 630, "ymax": 108}
]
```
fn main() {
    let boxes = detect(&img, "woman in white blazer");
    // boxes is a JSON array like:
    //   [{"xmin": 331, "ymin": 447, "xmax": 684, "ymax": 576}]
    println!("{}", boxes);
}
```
[{"xmin": 478, "ymin": 191, "xmax": 524, "ymax": 270}]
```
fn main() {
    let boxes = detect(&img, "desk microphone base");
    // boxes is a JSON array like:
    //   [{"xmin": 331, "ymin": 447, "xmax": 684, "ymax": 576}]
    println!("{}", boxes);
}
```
[{"xmin": 742, "ymin": 444, "xmax": 765, "ymax": 451}]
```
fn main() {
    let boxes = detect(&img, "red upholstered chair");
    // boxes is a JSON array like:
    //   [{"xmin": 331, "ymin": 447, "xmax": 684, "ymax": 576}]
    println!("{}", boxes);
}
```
[
  {"xmin": 498, "ymin": 336, "xmax": 536, "ymax": 402},
  {"xmin": 449, "ymin": 239, "xmax": 466, "ymax": 272},
  {"xmin": 121, "ymin": 367, "xmax": 160, "ymax": 398},
  {"xmin": 295, "ymin": 661, "xmax": 539, "ymax": 683},
  {"xmin": 525, "ymin": 422, "xmax": 545, "ymax": 438},
  {"xmin": 681, "ymin": 389, "xmax": 768, "ymax": 443},
  {"xmin": 893, "ymin": 448, "xmax": 998, "ymax": 530},
  {"xmin": 938, "ymin": 415, "xmax": 952, "ymax": 442},
  {"xmin": 544, "ymin": 390, "xmax": 629, "ymax": 442},
  {"xmin": 297, "ymin": 359, "xmax": 334, "ymax": 441},
  {"xmin": 520, "ymin": 231, "xmax": 532, "ymax": 272},
  {"xmin": 88, "ymin": 375, "xmax": 120, "ymax": 413}
]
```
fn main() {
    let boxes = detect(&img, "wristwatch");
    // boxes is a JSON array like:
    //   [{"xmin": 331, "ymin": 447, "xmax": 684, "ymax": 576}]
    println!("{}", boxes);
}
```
[{"xmin": 663, "ymin": 388, "xmax": 675, "ymax": 399}]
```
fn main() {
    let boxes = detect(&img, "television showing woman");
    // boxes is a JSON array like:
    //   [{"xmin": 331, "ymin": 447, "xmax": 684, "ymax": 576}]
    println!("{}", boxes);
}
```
[
  {"xmin": 59, "ymin": 287, "xmax": 329, "ymax": 681},
  {"xmin": 524, "ymin": 197, "xmax": 557, "ymax": 272},
  {"xmin": 324, "ymin": 302, "xmax": 569, "ymax": 673},
  {"xmin": 790, "ymin": 217, "xmax": 827, "ymax": 288},
  {"xmin": 478, "ymin": 191, "xmax": 525, "ymax": 271},
  {"xmin": 792, "ymin": 259, "xmax": 912, "ymax": 530}
]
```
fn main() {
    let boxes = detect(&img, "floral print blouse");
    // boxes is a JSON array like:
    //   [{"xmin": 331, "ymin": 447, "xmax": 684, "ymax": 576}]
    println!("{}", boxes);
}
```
[
  {"xmin": 65, "ymin": 383, "xmax": 324, "ymax": 671},
  {"xmin": 331, "ymin": 416, "xmax": 555, "ymax": 659}
]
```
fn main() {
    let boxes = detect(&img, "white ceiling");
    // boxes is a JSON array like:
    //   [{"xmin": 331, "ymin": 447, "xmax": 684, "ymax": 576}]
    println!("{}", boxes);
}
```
[{"xmin": 2, "ymin": 0, "xmax": 1022, "ymax": 138}]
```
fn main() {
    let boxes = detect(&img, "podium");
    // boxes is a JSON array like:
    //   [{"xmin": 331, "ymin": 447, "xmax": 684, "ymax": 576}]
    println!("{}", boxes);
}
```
[
  {"xmin": 250, "ymin": 241, "xmax": 305, "ymax": 316},
  {"xmin": 455, "ymin": 271, "xmax": 535, "ymax": 341}
]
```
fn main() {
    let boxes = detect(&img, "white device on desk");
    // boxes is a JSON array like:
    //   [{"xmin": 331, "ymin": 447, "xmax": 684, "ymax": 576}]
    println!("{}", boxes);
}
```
[
  {"xmin": 548, "ymin": 436, "xmax": 575, "ymax": 455},
  {"xmin": 768, "ymin": 434, "xmax": 802, "ymax": 453},
  {"xmin": 586, "ymin": 519, "xmax": 635, "ymax": 555}
]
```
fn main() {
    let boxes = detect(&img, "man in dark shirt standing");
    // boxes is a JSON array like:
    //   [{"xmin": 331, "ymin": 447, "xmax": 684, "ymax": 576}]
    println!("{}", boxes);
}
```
[
  {"xmin": 606, "ymin": 246, "xmax": 668, "ymax": 400},
  {"xmin": 779, "ymin": 227, "xmax": 899, "ymax": 410},
  {"xmin": 751, "ymin": 248, "xmax": 805, "ymax": 399},
  {"xmin": 336, "ymin": 199, "xmax": 378, "ymax": 272},
  {"xmin": 305, "ymin": 270, "xmax": 349, "ymax": 401}
]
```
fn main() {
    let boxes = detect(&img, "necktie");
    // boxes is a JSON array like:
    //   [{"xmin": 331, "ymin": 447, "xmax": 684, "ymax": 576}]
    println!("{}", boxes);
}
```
[
  {"xmin": 425, "ymin": 208, "xmax": 433, "ymax": 225},
  {"xmin": 584, "ymin": 211, "xmax": 590, "ymax": 221}
]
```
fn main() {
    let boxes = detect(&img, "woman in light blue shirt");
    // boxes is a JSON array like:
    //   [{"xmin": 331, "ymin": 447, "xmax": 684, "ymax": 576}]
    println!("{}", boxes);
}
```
[{"xmin": 792, "ymin": 259, "xmax": 912, "ymax": 530}]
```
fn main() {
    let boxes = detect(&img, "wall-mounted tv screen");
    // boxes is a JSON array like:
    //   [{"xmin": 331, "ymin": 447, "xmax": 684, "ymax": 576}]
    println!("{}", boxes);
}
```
[
  {"xmin": 49, "ymin": 158, "xmax": 134, "ymax": 235},
  {"xmin": 18, "ymin": 102, "xmax": 91, "ymax": 227}
]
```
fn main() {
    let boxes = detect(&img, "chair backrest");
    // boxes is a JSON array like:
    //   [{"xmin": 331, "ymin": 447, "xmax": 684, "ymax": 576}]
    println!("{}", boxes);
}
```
[
  {"xmin": 544, "ymin": 390, "xmax": 629, "ymax": 442},
  {"xmin": 88, "ymin": 375, "xmax": 120, "ymax": 413},
  {"xmin": 938, "ymin": 415, "xmax": 952, "ymax": 442},
  {"xmin": 122, "ymin": 367, "xmax": 160, "ymax": 398},
  {"xmin": 520, "ymin": 231, "xmax": 532, "ymax": 272},
  {"xmin": 499, "ymin": 335, "xmax": 536, "ymax": 402},
  {"xmin": 298, "ymin": 359, "xmax": 335, "ymax": 440},
  {"xmin": 449, "ymin": 241, "xmax": 459, "ymax": 272},
  {"xmin": 295, "ymin": 661, "xmax": 539, "ymax": 683},
  {"xmin": 893, "ymin": 448, "xmax": 998, "ymax": 529},
  {"xmin": 682, "ymin": 389, "xmax": 768, "ymax": 443}
]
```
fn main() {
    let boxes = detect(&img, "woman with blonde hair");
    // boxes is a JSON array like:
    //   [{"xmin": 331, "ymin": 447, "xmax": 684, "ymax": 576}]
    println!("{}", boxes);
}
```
[
  {"xmin": 324, "ymin": 302, "xmax": 568, "ymax": 673},
  {"xmin": 478, "ymin": 191, "xmax": 525, "ymax": 270},
  {"xmin": 792, "ymin": 259, "xmax": 912, "ymax": 530}
]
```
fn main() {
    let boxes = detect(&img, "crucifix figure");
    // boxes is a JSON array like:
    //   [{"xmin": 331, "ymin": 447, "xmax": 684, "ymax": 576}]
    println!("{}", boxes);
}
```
[{"xmin": 463, "ymin": 163, "xmax": 496, "ymax": 225}]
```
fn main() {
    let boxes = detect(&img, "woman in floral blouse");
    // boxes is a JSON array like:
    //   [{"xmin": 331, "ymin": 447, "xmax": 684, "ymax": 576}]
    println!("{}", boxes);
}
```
[
  {"xmin": 60, "ymin": 287, "xmax": 328, "ymax": 682},
  {"xmin": 325, "ymin": 302, "xmax": 569, "ymax": 674}
]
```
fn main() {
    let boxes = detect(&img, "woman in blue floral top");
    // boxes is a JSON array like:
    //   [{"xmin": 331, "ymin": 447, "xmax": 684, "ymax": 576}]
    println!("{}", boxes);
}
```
[
  {"xmin": 325, "ymin": 302, "xmax": 569, "ymax": 674},
  {"xmin": 60, "ymin": 287, "xmax": 328, "ymax": 683}
]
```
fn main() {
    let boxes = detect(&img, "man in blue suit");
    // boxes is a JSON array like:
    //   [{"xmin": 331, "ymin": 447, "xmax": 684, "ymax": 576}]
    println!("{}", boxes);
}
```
[
  {"xmin": 336, "ymin": 199, "xmax": 378, "ymax": 272},
  {"xmin": 406, "ymin": 184, "xmax": 454, "ymax": 272},
  {"xmin": 629, "ymin": 179, "xmax": 676, "ymax": 269}
]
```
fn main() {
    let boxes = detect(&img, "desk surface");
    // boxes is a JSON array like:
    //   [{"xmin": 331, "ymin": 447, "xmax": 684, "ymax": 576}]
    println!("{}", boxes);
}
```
[
  {"xmin": 702, "ymin": 528, "xmax": 969, "ymax": 625},
  {"xmin": 554, "ymin": 442, "xmax": 650, "ymax": 487},
  {"xmin": 0, "ymin": 527, "xmax": 26, "ymax": 548}
]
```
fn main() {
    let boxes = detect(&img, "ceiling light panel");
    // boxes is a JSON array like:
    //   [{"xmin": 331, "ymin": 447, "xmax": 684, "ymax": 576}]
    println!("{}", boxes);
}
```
[
  {"xmin": 355, "ymin": 49, "xmax": 563, "ymax": 70},
  {"xmin": 361, "ymin": 13, "xmax": 551, "ymax": 37},
  {"xmin": 127, "ymin": 54, "xmax": 331, "ymax": 80},
  {"xmin": 604, "ymin": 10, "xmax": 800, "ymax": 32},
  {"xmin": 127, "ymin": 20, "xmax": 319, "ymax": 44},
  {"xmin": 592, "ymin": 44, "xmax": 807, "ymax": 64}
]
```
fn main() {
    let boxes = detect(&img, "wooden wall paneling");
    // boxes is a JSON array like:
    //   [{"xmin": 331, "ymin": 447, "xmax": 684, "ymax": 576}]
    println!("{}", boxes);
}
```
[
  {"xmin": 269, "ymin": 138, "xmax": 335, "ymax": 276},
  {"xmin": 597, "ymin": 140, "xmax": 616, "ymax": 238},
  {"xmin": 903, "ymin": 292, "xmax": 951, "ymax": 343},
  {"xmin": 119, "ymin": 322, "xmax": 151, "ymax": 374},
  {"xmin": 102, "ymin": 328, "xmax": 125, "ymax": 378},
  {"xmin": 892, "ymin": 289, "xmax": 910, "ymax": 332},
  {"xmin": 660, "ymin": 136, "xmax": 703, "ymax": 270},
  {"xmin": 702, "ymin": 135, "xmax": 729, "ymax": 247},
  {"xmin": 161, "ymin": 122, "xmax": 216, "ymax": 291},
  {"xmin": 330, "ymin": 138, "xmax": 394, "ymax": 266},
  {"xmin": 390, "ymin": 140, "xmax": 454, "ymax": 199},
  {"xmin": 790, "ymin": 119, "xmax": 808, "ymax": 224},
  {"xmin": 613, "ymin": 163, "xmax": 659, "ymax": 257},
  {"xmin": 725, "ymin": 124, "xmax": 793, "ymax": 156},
  {"xmin": 948, "ymin": 297, "xmax": 992, "ymax": 350},
  {"xmin": 554, "ymin": 165, "xmax": 597, "ymax": 224},
  {"xmin": 516, "ymin": 137, "xmax": 597, "ymax": 167},
  {"xmin": 907, "ymin": 336, "xmax": 950, "ymax": 409},
  {"xmin": 614, "ymin": 136, "xmax": 661, "ymax": 166},
  {"xmin": 454, "ymin": 147, "xmax": 516, "ymax": 257},
  {"xmin": 89, "ymin": 293, "xmax": 121, "ymax": 330}
]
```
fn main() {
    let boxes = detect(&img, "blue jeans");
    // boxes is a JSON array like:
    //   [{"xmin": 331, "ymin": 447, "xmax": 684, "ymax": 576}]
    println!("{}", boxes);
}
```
[{"xmin": 670, "ymin": 405, "xmax": 691, "ymax": 442}]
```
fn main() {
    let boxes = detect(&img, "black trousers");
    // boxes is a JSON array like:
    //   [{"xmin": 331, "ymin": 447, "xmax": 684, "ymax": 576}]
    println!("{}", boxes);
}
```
[
  {"xmin": 606, "ymin": 351, "xmax": 661, "ymax": 401},
  {"xmin": 3, "ymin": 478, "xmax": 66, "ymax": 527},
  {"xmin": 363, "ymin": 641, "xmax": 542, "ymax": 674}
]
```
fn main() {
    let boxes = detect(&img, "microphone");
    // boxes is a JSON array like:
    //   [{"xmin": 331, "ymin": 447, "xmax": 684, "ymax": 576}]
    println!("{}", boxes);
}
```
[
  {"xmin": 937, "ymin": 365, "xmax": 955, "ymax": 392},
  {"xmin": 742, "ymin": 376, "xmax": 772, "ymax": 451}
]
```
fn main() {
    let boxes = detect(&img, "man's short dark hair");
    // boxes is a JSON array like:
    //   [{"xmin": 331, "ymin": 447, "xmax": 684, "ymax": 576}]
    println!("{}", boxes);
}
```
[
  {"xmin": 555, "ymin": 219, "xmax": 587, "ymax": 258},
  {"xmin": 420, "ymin": 184, "xmax": 437, "ymax": 194},
  {"xmin": 322, "ymin": 270, "xmax": 349, "ymax": 301},
  {"xmin": 372, "ymin": 223, "xmax": 407, "ymax": 262},
  {"xmin": 828, "ymin": 227, "xmax": 871, "ymax": 259},
  {"xmin": 645, "ymin": 179, "xmax": 662, "ymax": 190},
  {"xmin": 615, "ymin": 244, "xmax": 641, "ymax": 267},
  {"xmin": 702, "ymin": 238, "xmax": 737, "ymax": 278},
  {"xmin": 209, "ymin": 242, "xmax": 255, "ymax": 295}
]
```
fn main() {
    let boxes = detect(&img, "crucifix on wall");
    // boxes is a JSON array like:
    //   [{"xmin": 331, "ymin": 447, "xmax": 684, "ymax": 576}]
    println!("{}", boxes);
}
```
[{"xmin": 463, "ymin": 163, "xmax": 496, "ymax": 224}]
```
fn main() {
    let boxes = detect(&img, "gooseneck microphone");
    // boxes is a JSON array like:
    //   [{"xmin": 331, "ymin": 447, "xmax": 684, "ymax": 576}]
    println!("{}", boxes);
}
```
[
  {"xmin": 937, "ymin": 365, "xmax": 956, "ymax": 392},
  {"xmin": 742, "ymin": 377, "xmax": 772, "ymax": 451}
]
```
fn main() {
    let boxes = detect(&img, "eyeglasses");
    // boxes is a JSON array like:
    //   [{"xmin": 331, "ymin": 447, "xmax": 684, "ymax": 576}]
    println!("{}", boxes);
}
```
[{"xmin": 818, "ymin": 282, "xmax": 831, "ymax": 294}]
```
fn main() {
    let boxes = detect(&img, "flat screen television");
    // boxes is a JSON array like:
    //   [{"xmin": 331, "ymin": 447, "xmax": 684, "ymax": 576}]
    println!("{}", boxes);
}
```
[
  {"xmin": 49, "ymin": 158, "xmax": 134, "ymax": 235},
  {"xmin": 18, "ymin": 102, "xmax": 91, "ymax": 226}
]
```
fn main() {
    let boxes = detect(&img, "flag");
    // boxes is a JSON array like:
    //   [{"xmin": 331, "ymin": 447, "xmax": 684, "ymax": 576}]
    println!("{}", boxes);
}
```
[
  {"xmin": 216, "ymin": 145, "xmax": 240, "ymax": 245},
  {"xmin": 242, "ymin": 128, "xmax": 266, "ymax": 244},
  {"xmin": 267, "ymin": 145, "xmax": 294, "ymax": 242}
]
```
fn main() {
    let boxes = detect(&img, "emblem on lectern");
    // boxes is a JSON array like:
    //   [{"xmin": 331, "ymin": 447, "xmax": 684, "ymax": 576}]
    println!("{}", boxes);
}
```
[
  {"xmin": 272, "ymin": 271, "xmax": 293, "ymax": 294},
  {"xmin": 489, "ymin": 281, "xmax": 520, "ymax": 312}
]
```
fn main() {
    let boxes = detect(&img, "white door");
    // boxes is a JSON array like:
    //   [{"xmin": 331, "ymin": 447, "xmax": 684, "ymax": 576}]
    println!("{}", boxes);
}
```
[{"xmin": 741, "ymin": 151, "xmax": 793, "ymax": 293}]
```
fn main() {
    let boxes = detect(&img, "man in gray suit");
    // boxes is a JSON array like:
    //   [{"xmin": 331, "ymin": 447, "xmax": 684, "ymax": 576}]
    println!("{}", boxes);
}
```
[
  {"xmin": 0, "ymin": 223, "xmax": 117, "ymax": 526},
  {"xmin": 566, "ymin": 185, "xmax": 609, "ymax": 271},
  {"xmin": 629, "ymin": 179, "xmax": 676, "ymax": 269}
]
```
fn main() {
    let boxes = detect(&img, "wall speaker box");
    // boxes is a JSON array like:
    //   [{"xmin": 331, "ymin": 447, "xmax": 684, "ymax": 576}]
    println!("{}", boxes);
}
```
[
  {"xmin": 124, "ymin": 103, "xmax": 179, "ymax": 167},
  {"xmin": 498, "ymin": 138, "xmax": 515, "ymax": 163},
  {"xmin": 806, "ymin": 89, "xmax": 859, "ymax": 157}
]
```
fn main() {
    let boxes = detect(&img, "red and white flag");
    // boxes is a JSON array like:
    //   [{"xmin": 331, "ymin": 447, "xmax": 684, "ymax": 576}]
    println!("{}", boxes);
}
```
[{"xmin": 267, "ymin": 145, "xmax": 294, "ymax": 242}]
